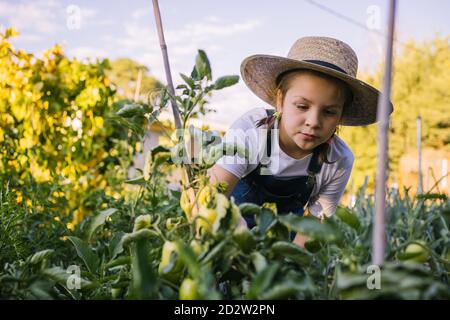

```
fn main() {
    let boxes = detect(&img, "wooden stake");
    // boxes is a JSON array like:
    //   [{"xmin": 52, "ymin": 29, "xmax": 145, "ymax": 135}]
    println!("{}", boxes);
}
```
[
  {"xmin": 372, "ymin": 0, "xmax": 397, "ymax": 266},
  {"xmin": 151, "ymin": 0, "xmax": 182, "ymax": 130},
  {"xmin": 134, "ymin": 68, "xmax": 142, "ymax": 102},
  {"xmin": 417, "ymin": 116, "xmax": 423, "ymax": 194},
  {"xmin": 152, "ymin": 0, "xmax": 193, "ymax": 183}
]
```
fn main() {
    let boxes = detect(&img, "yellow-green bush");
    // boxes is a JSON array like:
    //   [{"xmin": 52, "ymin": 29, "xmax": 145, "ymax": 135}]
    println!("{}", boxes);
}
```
[{"xmin": 0, "ymin": 28, "xmax": 142, "ymax": 223}]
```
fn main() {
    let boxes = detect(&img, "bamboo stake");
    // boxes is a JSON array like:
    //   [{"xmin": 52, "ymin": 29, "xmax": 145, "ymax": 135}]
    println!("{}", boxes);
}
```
[
  {"xmin": 151, "ymin": 0, "xmax": 182, "ymax": 130},
  {"xmin": 151, "ymin": 0, "xmax": 193, "ymax": 183},
  {"xmin": 372, "ymin": 0, "xmax": 397, "ymax": 266},
  {"xmin": 417, "ymin": 116, "xmax": 423, "ymax": 194},
  {"xmin": 134, "ymin": 68, "xmax": 142, "ymax": 102}
]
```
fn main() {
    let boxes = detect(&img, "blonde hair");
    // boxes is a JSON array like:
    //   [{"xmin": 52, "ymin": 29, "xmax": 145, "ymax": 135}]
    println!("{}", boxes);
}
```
[{"xmin": 261, "ymin": 68, "xmax": 353, "ymax": 165}]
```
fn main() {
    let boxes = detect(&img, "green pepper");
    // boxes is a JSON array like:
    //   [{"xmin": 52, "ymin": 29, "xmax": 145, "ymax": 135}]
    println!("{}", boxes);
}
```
[
  {"xmin": 165, "ymin": 217, "xmax": 182, "ymax": 231},
  {"xmin": 179, "ymin": 278, "xmax": 201, "ymax": 300},
  {"xmin": 158, "ymin": 241, "xmax": 184, "ymax": 283}
]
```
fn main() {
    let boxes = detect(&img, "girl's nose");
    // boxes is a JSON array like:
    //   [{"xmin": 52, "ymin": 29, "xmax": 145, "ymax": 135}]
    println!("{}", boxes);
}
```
[{"xmin": 305, "ymin": 110, "xmax": 321, "ymax": 128}]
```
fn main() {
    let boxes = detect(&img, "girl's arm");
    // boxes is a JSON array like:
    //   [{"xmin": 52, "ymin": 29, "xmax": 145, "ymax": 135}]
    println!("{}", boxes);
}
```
[{"xmin": 207, "ymin": 164, "xmax": 240, "ymax": 197}]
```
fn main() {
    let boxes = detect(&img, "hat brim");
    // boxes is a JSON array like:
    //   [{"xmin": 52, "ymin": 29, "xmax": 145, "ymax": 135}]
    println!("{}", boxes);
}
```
[{"xmin": 240, "ymin": 55, "xmax": 393, "ymax": 126}]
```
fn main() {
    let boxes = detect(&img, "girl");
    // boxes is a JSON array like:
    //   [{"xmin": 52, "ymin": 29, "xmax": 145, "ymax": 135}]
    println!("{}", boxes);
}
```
[{"xmin": 207, "ymin": 36, "xmax": 393, "ymax": 246}]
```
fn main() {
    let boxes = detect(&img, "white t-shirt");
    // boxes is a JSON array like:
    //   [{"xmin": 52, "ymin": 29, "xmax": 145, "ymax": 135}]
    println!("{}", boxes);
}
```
[{"xmin": 216, "ymin": 107, "xmax": 354, "ymax": 218}]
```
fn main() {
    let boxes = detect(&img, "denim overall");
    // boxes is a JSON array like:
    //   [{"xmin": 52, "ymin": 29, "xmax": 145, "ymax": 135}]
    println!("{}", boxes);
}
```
[{"xmin": 231, "ymin": 109, "xmax": 323, "ymax": 231}]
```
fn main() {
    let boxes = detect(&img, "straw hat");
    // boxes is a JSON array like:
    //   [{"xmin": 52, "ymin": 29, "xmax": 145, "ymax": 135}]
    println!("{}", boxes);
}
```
[{"xmin": 240, "ymin": 36, "xmax": 393, "ymax": 126}]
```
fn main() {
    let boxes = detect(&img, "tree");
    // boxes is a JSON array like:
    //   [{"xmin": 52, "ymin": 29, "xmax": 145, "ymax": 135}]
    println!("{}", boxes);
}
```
[
  {"xmin": 106, "ymin": 58, "xmax": 163, "ymax": 101},
  {"xmin": 339, "ymin": 35, "xmax": 450, "ymax": 193},
  {"xmin": 0, "ymin": 28, "xmax": 141, "ymax": 222}
]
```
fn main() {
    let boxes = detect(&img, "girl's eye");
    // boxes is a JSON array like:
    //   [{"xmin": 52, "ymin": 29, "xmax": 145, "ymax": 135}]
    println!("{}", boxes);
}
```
[{"xmin": 296, "ymin": 105, "xmax": 337, "ymax": 116}]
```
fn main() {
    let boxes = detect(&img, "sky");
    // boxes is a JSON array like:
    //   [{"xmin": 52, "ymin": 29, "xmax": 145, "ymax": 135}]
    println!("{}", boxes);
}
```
[{"xmin": 1, "ymin": 0, "xmax": 449, "ymax": 127}]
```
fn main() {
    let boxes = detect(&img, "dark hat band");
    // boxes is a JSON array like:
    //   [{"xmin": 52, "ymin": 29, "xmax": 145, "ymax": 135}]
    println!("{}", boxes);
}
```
[
  {"xmin": 304, "ymin": 60, "xmax": 348, "ymax": 74},
  {"xmin": 275, "ymin": 59, "xmax": 348, "ymax": 86}
]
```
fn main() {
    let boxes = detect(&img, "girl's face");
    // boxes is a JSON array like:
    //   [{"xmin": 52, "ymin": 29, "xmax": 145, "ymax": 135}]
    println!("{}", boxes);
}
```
[{"xmin": 277, "ymin": 72, "xmax": 346, "ymax": 159}]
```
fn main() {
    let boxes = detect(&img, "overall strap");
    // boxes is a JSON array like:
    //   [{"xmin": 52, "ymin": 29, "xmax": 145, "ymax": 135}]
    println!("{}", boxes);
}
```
[{"xmin": 263, "ymin": 108, "xmax": 275, "ymax": 159}]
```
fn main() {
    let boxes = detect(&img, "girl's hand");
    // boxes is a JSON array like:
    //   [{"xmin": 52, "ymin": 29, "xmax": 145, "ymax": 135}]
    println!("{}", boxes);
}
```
[
  {"xmin": 238, "ymin": 216, "xmax": 248, "ymax": 229},
  {"xmin": 293, "ymin": 233, "xmax": 309, "ymax": 248},
  {"xmin": 292, "ymin": 207, "xmax": 313, "ymax": 248}
]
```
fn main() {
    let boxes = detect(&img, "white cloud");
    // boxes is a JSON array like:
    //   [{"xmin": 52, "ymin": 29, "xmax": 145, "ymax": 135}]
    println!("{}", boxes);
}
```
[
  {"xmin": 77, "ymin": 7, "xmax": 114, "ymax": 28},
  {"xmin": 95, "ymin": 15, "xmax": 265, "ymax": 127},
  {"xmin": 132, "ymin": 7, "xmax": 151, "ymax": 20},
  {"xmin": 205, "ymin": 15, "xmax": 221, "ymax": 23},
  {"xmin": 180, "ymin": 18, "xmax": 262, "ymax": 39},
  {"xmin": 81, "ymin": 7, "xmax": 97, "ymax": 20},
  {"xmin": 0, "ymin": 1, "xmax": 104, "ymax": 36},
  {"xmin": 0, "ymin": 0, "xmax": 61, "ymax": 34},
  {"xmin": 12, "ymin": 33, "xmax": 43, "ymax": 44},
  {"xmin": 203, "ymin": 82, "xmax": 265, "ymax": 127},
  {"xmin": 159, "ymin": 18, "xmax": 263, "ymax": 46},
  {"xmin": 67, "ymin": 46, "xmax": 109, "ymax": 61},
  {"xmin": 107, "ymin": 16, "xmax": 263, "ymax": 81}
]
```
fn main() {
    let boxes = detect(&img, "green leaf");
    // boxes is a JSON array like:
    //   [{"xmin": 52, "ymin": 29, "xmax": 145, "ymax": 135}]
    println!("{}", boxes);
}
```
[
  {"xmin": 232, "ymin": 227, "xmax": 257, "ymax": 253},
  {"xmin": 108, "ymin": 115, "xmax": 145, "ymax": 137},
  {"xmin": 109, "ymin": 231, "xmax": 126, "ymax": 260},
  {"xmin": 259, "ymin": 281, "xmax": 299, "ymax": 300},
  {"xmin": 195, "ymin": 50, "xmax": 211, "ymax": 80},
  {"xmin": 117, "ymin": 103, "xmax": 144, "ymax": 118},
  {"xmin": 122, "ymin": 229, "xmax": 160, "ymax": 247},
  {"xmin": 190, "ymin": 65, "xmax": 199, "ymax": 80},
  {"xmin": 128, "ymin": 238, "xmax": 158, "ymax": 299},
  {"xmin": 201, "ymin": 239, "xmax": 228, "ymax": 265},
  {"xmin": 87, "ymin": 208, "xmax": 118, "ymax": 241},
  {"xmin": 238, "ymin": 202, "xmax": 261, "ymax": 216},
  {"xmin": 125, "ymin": 176, "xmax": 146, "ymax": 185},
  {"xmin": 246, "ymin": 263, "xmax": 280, "ymax": 299},
  {"xmin": 256, "ymin": 208, "xmax": 277, "ymax": 234},
  {"xmin": 250, "ymin": 251, "xmax": 267, "ymax": 273},
  {"xmin": 278, "ymin": 214, "xmax": 342, "ymax": 242},
  {"xmin": 152, "ymin": 152, "xmax": 171, "ymax": 168},
  {"xmin": 304, "ymin": 239, "xmax": 323, "ymax": 253},
  {"xmin": 336, "ymin": 206, "xmax": 360, "ymax": 231},
  {"xmin": 416, "ymin": 193, "xmax": 448, "ymax": 201},
  {"xmin": 67, "ymin": 236, "xmax": 99, "ymax": 274},
  {"xmin": 271, "ymin": 241, "xmax": 313, "ymax": 265},
  {"xmin": 335, "ymin": 270, "xmax": 368, "ymax": 290},
  {"xmin": 180, "ymin": 73, "xmax": 195, "ymax": 89},
  {"xmin": 105, "ymin": 255, "xmax": 131, "ymax": 269},
  {"xmin": 29, "ymin": 280, "xmax": 55, "ymax": 299},
  {"xmin": 151, "ymin": 145, "xmax": 171, "ymax": 159},
  {"xmin": 213, "ymin": 75, "xmax": 239, "ymax": 90},
  {"xmin": 30, "ymin": 249, "xmax": 54, "ymax": 265},
  {"xmin": 175, "ymin": 240, "xmax": 200, "ymax": 278},
  {"xmin": 147, "ymin": 109, "xmax": 161, "ymax": 127}
]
